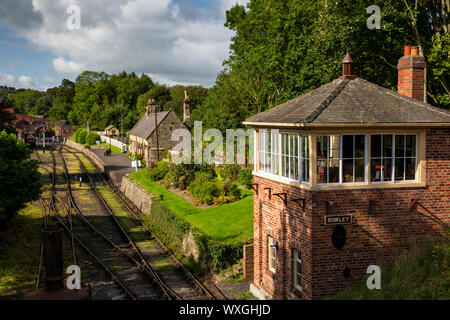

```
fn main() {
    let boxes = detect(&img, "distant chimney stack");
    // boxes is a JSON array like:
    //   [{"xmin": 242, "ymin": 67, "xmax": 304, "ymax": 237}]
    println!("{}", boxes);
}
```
[
  {"xmin": 397, "ymin": 45, "xmax": 426, "ymax": 102},
  {"xmin": 340, "ymin": 49, "xmax": 356, "ymax": 80},
  {"xmin": 183, "ymin": 90, "xmax": 191, "ymax": 129}
]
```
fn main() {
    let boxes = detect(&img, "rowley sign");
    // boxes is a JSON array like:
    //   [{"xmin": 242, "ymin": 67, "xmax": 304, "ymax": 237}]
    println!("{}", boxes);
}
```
[{"xmin": 324, "ymin": 215, "xmax": 352, "ymax": 225}]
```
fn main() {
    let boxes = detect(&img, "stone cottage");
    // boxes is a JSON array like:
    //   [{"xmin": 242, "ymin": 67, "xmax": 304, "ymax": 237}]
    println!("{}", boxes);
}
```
[
  {"xmin": 129, "ymin": 91, "xmax": 191, "ymax": 165},
  {"xmin": 243, "ymin": 46, "xmax": 450, "ymax": 300}
]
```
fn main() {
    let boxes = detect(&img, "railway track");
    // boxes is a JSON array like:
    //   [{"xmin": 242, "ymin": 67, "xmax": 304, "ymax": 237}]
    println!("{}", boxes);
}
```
[
  {"xmin": 36, "ymin": 147, "xmax": 169, "ymax": 299},
  {"xmin": 57, "ymin": 148, "xmax": 174, "ymax": 300},
  {"xmin": 62, "ymin": 145, "xmax": 226, "ymax": 300}
]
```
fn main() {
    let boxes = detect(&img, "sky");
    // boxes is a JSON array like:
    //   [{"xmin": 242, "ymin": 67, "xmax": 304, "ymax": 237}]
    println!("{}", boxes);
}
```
[{"xmin": 0, "ymin": 0, "xmax": 249, "ymax": 91}]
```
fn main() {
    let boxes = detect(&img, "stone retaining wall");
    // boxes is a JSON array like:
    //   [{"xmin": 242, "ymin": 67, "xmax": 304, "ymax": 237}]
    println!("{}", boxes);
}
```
[
  {"xmin": 65, "ymin": 139, "xmax": 106, "ymax": 172},
  {"xmin": 120, "ymin": 176, "xmax": 153, "ymax": 214}
]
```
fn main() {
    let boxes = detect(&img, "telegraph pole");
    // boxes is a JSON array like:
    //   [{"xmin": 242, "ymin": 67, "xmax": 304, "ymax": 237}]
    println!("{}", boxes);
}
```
[
  {"xmin": 43, "ymin": 129, "xmax": 46, "ymax": 153},
  {"xmin": 147, "ymin": 99, "xmax": 160, "ymax": 162}
]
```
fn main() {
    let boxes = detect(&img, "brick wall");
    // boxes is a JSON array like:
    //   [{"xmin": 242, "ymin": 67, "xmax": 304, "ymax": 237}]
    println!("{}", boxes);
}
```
[
  {"xmin": 397, "ymin": 54, "xmax": 426, "ymax": 102},
  {"xmin": 251, "ymin": 128, "xmax": 450, "ymax": 300},
  {"xmin": 243, "ymin": 244, "xmax": 254, "ymax": 282}
]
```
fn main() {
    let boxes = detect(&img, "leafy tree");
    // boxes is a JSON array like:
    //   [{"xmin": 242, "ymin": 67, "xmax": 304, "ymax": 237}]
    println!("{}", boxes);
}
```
[
  {"xmin": 197, "ymin": 0, "xmax": 450, "ymax": 131},
  {"xmin": 165, "ymin": 85, "xmax": 209, "ymax": 119},
  {"xmin": 0, "ymin": 131, "xmax": 41, "ymax": 225},
  {"xmin": 0, "ymin": 99, "xmax": 15, "ymax": 134},
  {"xmin": 136, "ymin": 84, "xmax": 171, "ymax": 114}
]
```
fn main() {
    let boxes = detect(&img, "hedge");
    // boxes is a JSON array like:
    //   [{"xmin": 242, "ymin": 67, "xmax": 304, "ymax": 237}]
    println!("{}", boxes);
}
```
[{"xmin": 142, "ymin": 198, "xmax": 248, "ymax": 272}]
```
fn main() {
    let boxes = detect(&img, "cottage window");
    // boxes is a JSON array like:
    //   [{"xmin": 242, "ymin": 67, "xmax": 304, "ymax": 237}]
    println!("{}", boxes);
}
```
[
  {"xmin": 259, "ymin": 130, "xmax": 279, "ymax": 175},
  {"xmin": 268, "ymin": 236, "xmax": 276, "ymax": 272},
  {"xmin": 371, "ymin": 134, "xmax": 417, "ymax": 182},
  {"xmin": 293, "ymin": 249, "xmax": 302, "ymax": 290}
]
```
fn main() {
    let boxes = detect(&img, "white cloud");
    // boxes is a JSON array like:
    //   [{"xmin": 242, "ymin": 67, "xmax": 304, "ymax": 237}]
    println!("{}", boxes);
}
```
[
  {"xmin": 6, "ymin": 0, "xmax": 249, "ymax": 87},
  {"xmin": 52, "ymin": 56, "xmax": 86, "ymax": 74},
  {"xmin": 0, "ymin": 73, "xmax": 36, "ymax": 89}
]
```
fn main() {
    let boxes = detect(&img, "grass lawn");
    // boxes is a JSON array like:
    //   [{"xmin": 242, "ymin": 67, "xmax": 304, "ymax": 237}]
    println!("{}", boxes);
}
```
[
  {"xmin": 98, "ymin": 142, "xmax": 122, "ymax": 154},
  {"xmin": 0, "ymin": 204, "xmax": 42, "ymax": 295},
  {"xmin": 330, "ymin": 239, "xmax": 449, "ymax": 300},
  {"xmin": 129, "ymin": 168, "xmax": 253, "ymax": 243}
]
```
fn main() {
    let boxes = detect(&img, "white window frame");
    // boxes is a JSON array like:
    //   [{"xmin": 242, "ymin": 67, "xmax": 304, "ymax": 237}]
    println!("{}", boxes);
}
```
[
  {"xmin": 300, "ymin": 135, "xmax": 310, "ymax": 183},
  {"xmin": 281, "ymin": 132, "xmax": 300, "ymax": 181},
  {"xmin": 369, "ymin": 133, "xmax": 418, "ymax": 184},
  {"xmin": 341, "ymin": 134, "xmax": 367, "ymax": 184},
  {"xmin": 268, "ymin": 236, "xmax": 276, "ymax": 272},
  {"xmin": 317, "ymin": 134, "xmax": 367, "ymax": 185},
  {"xmin": 259, "ymin": 130, "xmax": 279, "ymax": 176},
  {"xmin": 293, "ymin": 249, "xmax": 302, "ymax": 291}
]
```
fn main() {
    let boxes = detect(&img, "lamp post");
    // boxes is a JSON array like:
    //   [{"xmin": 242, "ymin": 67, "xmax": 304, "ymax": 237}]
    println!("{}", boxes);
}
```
[{"xmin": 147, "ymin": 98, "xmax": 160, "ymax": 162}]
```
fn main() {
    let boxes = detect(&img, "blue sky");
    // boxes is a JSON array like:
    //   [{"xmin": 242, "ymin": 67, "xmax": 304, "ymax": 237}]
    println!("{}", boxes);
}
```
[{"xmin": 0, "ymin": 0, "xmax": 248, "ymax": 90}]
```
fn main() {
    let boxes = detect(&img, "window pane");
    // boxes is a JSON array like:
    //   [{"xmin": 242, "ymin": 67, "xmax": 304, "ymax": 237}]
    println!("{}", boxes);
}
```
[
  {"xmin": 342, "ymin": 135, "xmax": 353, "ymax": 158},
  {"xmin": 302, "ymin": 136, "xmax": 308, "ymax": 158},
  {"xmin": 371, "ymin": 135, "xmax": 381, "ymax": 158},
  {"xmin": 383, "ymin": 135, "xmax": 393, "ymax": 158},
  {"xmin": 329, "ymin": 135, "xmax": 340, "ymax": 159},
  {"xmin": 383, "ymin": 159, "xmax": 392, "ymax": 181},
  {"xmin": 317, "ymin": 136, "xmax": 328, "ymax": 159},
  {"xmin": 395, "ymin": 135, "xmax": 405, "ymax": 158},
  {"xmin": 342, "ymin": 159, "xmax": 354, "ymax": 183},
  {"xmin": 394, "ymin": 158, "xmax": 405, "ymax": 181},
  {"xmin": 405, "ymin": 135, "xmax": 416, "ymax": 157},
  {"xmin": 355, "ymin": 135, "xmax": 365, "ymax": 158},
  {"xmin": 303, "ymin": 159, "xmax": 309, "ymax": 182},
  {"xmin": 405, "ymin": 157, "xmax": 416, "ymax": 180},
  {"xmin": 371, "ymin": 159, "xmax": 382, "ymax": 182},
  {"xmin": 329, "ymin": 159, "xmax": 339, "ymax": 183},
  {"xmin": 317, "ymin": 160, "xmax": 327, "ymax": 183},
  {"xmin": 355, "ymin": 159, "xmax": 365, "ymax": 182}
]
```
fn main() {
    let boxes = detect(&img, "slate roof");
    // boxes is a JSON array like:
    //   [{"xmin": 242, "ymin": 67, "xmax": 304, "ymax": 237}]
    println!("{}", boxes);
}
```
[
  {"xmin": 105, "ymin": 125, "xmax": 117, "ymax": 130},
  {"xmin": 244, "ymin": 77, "xmax": 450, "ymax": 125},
  {"xmin": 129, "ymin": 110, "xmax": 171, "ymax": 139}
]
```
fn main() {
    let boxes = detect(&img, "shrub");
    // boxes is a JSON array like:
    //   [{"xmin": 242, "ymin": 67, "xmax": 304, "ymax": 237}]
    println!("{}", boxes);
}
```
[
  {"xmin": 75, "ymin": 128, "xmax": 88, "ymax": 144},
  {"xmin": 148, "ymin": 160, "xmax": 169, "ymax": 181},
  {"xmin": 86, "ymin": 132, "xmax": 100, "ymax": 145},
  {"xmin": 84, "ymin": 143, "xmax": 90, "ymax": 149},
  {"xmin": 238, "ymin": 167, "xmax": 253, "ymax": 187},
  {"xmin": 215, "ymin": 165, "xmax": 240, "ymax": 183},
  {"xmin": 188, "ymin": 172, "xmax": 221, "ymax": 205},
  {"xmin": 229, "ymin": 183, "xmax": 241, "ymax": 198},
  {"xmin": 166, "ymin": 162, "xmax": 212, "ymax": 189}
]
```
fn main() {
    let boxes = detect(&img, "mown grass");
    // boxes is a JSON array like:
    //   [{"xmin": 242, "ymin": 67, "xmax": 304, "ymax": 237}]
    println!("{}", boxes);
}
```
[
  {"xmin": 129, "ymin": 168, "xmax": 253, "ymax": 243},
  {"xmin": 0, "ymin": 204, "xmax": 43, "ymax": 296},
  {"xmin": 98, "ymin": 142, "xmax": 122, "ymax": 154},
  {"xmin": 330, "ymin": 238, "xmax": 449, "ymax": 300}
]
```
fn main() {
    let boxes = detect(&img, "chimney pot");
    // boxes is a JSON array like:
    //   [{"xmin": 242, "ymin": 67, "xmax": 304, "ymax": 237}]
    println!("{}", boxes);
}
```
[
  {"xmin": 411, "ymin": 46, "xmax": 419, "ymax": 55},
  {"xmin": 404, "ymin": 45, "xmax": 411, "ymax": 56},
  {"xmin": 340, "ymin": 49, "xmax": 356, "ymax": 80}
]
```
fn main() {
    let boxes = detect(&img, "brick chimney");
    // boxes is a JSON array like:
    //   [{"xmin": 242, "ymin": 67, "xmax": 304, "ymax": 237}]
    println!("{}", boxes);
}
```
[
  {"xmin": 183, "ymin": 90, "xmax": 191, "ymax": 129},
  {"xmin": 397, "ymin": 45, "xmax": 426, "ymax": 102},
  {"xmin": 340, "ymin": 49, "xmax": 356, "ymax": 80}
]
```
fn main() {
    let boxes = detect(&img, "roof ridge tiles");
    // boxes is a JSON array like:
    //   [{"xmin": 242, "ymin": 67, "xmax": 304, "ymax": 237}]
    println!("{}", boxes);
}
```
[{"xmin": 303, "ymin": 79, "xmax": 348, "ymax": 123}]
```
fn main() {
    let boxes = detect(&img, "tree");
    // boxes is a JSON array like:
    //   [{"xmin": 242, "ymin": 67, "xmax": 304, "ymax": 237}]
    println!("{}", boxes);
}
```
[
  {"xmin": 0, "ymin": 99, "xmax": 16, "ymax": 134},
  {"xmin": 165, "ymin": 85, "xmax": 209, "ymax": 119},
  {"xmin": 196, "ymin": 0, "xmax": 450, "ymax": 131},
  {"xmin": 0, "ymin": 131, "xmax": 42, "ymax": 225}
]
